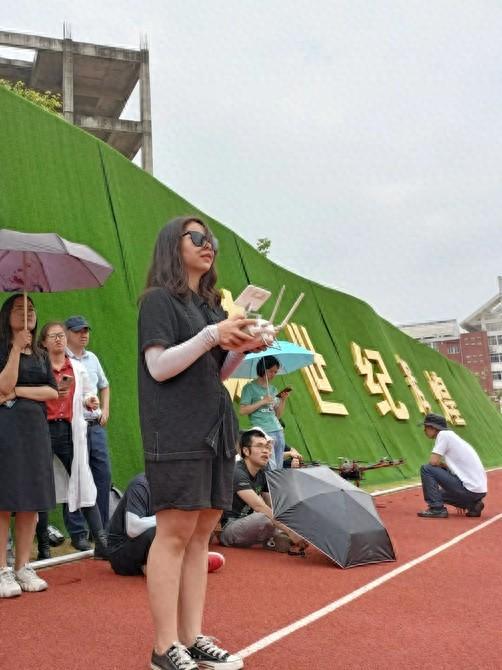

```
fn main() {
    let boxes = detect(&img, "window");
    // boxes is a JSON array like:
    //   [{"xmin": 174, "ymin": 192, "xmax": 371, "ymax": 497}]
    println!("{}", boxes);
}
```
[
  {"xmin": 497, "ymin": 335, "xmax": 502, "ymax": 345},
  {"xmin": 492, "ymin": 372, "xmax": 502, "ymax": 381},
  {"xmin": 448, "ymin": 345, "xmax": 460, "ymax": 354},
  {"xmin": 489, "ymin": 337, "xmax": 497, "ymax": 345},
  {"xmin": 491, "ymin": 354, "xmax": 502, "ymax": 363}
]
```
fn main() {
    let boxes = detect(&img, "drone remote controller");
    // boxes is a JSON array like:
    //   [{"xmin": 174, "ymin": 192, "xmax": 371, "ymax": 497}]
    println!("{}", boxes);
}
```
[
  {"xmin": 241, "ymin": 288, "xmax": 305, "ymax": 347},
  {"xmin": 245, "ymin": 318, "xmax": 277, "ymax": 346}
]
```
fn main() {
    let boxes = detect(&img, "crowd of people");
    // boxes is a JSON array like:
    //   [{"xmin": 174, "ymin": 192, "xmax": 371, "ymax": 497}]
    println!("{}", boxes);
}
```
[{"xmin": 0, "ymin": 215, "xmax": 489, "ymax": 670}]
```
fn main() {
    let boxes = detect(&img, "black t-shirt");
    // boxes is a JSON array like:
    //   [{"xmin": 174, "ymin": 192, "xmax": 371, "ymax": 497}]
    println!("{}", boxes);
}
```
[
  {"xmin": 223, "ymin": 459, "xmax": 269, "ymax": 522},
  {"xmin": 137, "ymin": 288, "xmax": 238, "ymax": 463},
  {"xmin": 107, "ymin": 474, "xmax": 152, "ymax": 551},
  {"xmin": 0, "ymin": 345, "xmax": 57, "ymax": 390}
]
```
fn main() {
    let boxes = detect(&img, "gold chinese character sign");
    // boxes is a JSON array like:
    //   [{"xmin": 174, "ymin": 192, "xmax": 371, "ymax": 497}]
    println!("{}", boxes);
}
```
[
  {"xmin": 351, "ymin": 342, "xmax": 409, "ymax": 420},
  {"xmin": 424, "ymin": 371, "xmax": 466, "ymax": 426},
  {"xmin": 285, "ymin": 323, "xmax": 348, "ymax": 415},
  {"xmin": 395, "ymin": 355, "xmax": 431, "ymax": 415}
]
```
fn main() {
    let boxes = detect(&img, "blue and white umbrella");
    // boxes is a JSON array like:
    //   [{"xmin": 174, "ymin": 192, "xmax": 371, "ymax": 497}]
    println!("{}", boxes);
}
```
[{"xmin": 230, "ymin": 340, "xmax": 314, "ymax": 379}]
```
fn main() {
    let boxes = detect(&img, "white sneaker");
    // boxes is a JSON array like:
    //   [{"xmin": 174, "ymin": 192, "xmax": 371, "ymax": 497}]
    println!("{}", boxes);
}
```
[
  {"xmin": 15, "ymin": 564, "xmax": 48, "ymax": 592},
  {"xmin": 0, "ymin": 566, "xmax": 22, "ymax": 598}
]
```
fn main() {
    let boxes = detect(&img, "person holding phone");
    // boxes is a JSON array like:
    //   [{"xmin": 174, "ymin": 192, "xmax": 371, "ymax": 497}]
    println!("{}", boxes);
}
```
[
  {"xmin": 239, "ymin": 356, "xmax": 291, "ymax": 470},
  {"xmin": 138, "ymin": 216, "xmax": 265, "ymax": 670},
  {"xmin": 35, "ymin": 322, "xmax": 109, "ymax": 560}
]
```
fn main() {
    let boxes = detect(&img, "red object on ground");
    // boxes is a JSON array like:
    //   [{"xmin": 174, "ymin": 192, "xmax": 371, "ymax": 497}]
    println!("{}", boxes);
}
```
[
  {"xmin": 207, "ymin": 551, "xmax": 225, "ymax": 573},
  {"xmin": 1, "ymin": 471, "xmax": 500, "ymax": 670}
]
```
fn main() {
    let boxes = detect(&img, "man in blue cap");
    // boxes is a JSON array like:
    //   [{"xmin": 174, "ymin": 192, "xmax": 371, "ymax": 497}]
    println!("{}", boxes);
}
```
[
  {"xmin": 64, "ymin": 315, "xmax": 111, "ymax": 550},
  {"xmin": 417, "ymin": 413, "xmax": 487, "ymax": 518}
]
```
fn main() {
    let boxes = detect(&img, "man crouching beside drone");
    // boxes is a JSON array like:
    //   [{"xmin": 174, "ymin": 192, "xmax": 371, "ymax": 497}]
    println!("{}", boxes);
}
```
[
  {"xmin": 219, "ymin": 428, "xmax": 308, "ymax": 553},
  {"xmin": 417, "ymin": 413, "xmax": 487, "ymax": 519}
]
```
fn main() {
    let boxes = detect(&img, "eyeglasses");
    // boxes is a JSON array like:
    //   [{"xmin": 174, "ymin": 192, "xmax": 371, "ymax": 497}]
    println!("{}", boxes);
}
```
[
  {"xmin": 254, "ymin": 444, "xmax": 273, "ymax": 452},
  {"xmin": 46, "ymin": 332, "xmax": 66, "ymax": 341},
  {"xmin": 181, "ymin": 230, "xmax": 218, "ymax": 251},
  {"xmin": 13, "ymin": 306, "xmax": 35, "ymax": 314}
]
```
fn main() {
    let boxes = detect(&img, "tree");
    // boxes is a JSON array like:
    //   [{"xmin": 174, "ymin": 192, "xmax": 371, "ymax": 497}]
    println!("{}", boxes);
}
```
[
  {"xmin": 0, "ymin": 79, "xmax": 62, "ymax": 114},
  {"xmin": 256, "ymin": 237, "xmax": 271, "ymax": 257}
]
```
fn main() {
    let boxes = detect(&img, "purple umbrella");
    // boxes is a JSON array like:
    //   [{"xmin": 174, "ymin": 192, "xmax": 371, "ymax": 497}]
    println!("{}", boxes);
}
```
[{"xmin": 0, "ymin": 229, "xmax": 113, "ymax": 326}]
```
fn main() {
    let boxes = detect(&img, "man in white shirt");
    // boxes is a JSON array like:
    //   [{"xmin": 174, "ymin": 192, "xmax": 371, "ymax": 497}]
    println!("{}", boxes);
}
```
[
  {"xmin": 64, "ymin": 315, "xmax": 111, "ymax": 550},
  {"xmin": 417, "ymin": 413, "xmax": 487, "ymax": 519}
]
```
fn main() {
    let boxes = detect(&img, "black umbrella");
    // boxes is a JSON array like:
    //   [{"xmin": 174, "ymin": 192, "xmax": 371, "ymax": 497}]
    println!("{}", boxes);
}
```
[{"xmin": 266, "ymin": 466, "xmax": 396, "ymax": 568}]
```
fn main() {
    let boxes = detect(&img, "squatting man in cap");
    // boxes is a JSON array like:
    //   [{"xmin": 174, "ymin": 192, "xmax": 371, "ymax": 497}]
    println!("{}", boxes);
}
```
[
  {"xmin": 417, "ymin": 413, "xmax": 487, "ymax": 518},
  {"xmin": 219, "ymin": 427, "xmax": 308, "ymax": 552}
]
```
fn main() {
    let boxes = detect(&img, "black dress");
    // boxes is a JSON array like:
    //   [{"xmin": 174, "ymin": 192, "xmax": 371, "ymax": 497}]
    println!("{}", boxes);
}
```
[{"xmin": 0, "ymin": 346, "xmax": 57, "ymax": 511}]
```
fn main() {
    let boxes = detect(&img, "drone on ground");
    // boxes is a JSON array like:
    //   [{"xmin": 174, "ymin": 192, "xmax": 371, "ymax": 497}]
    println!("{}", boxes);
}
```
[{"xmin": 301, "ymin": 457, "xmax": 405, "ymax": 487}]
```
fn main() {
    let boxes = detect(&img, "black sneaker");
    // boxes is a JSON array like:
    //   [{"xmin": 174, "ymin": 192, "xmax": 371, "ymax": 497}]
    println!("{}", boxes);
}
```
[
  {"xmin": 417, "ymin": 507, "xmax": 448, "ymax": 518},
  {"xmin": 263, "ymin": 531, "xmax": 292, "ymax": 553},
  {"xmin": 71, "ymin": 535, "xmax": 92, "ymax": 551},
  {"xmin": 151, "ymin": 643, "xmax": 198, "ymax": 670},
  {"xmin": 466, "ymin": 500, "xmax": 485, "ymax": 517},
  {"xmin": 188, "ymin": 635, "xmax": 243, "ymax": 669}
]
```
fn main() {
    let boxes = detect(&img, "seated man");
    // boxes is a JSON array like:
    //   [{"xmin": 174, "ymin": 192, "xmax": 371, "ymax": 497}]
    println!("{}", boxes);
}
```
[
  {"xmin": 107, "ymin": 473, "xmax": 224, "ymax": 575},
  {"xmin": 220, "ymin": 428, "xmax": 307, "ymax": 551},
  {"xmin": 417, "ymin": 413, "xmax": 487, "ymax": 519}
]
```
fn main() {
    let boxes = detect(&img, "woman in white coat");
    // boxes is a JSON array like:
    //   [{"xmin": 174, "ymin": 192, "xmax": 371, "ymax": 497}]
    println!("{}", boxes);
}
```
[{"xmin": 36, "ymin": 322, "xmax": 108, "ymax": 560}]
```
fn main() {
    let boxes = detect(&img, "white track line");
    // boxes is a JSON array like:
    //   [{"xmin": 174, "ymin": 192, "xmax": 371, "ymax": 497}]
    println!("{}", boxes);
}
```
[{"xmin": 238, "ymin": 511, "xmax": 502, "ymax": 659}]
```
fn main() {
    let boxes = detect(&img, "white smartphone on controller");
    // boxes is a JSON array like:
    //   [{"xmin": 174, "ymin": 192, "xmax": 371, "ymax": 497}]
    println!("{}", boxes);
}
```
[{"xmin": 234, "ymin": 285, "xmax": 271, "ymax": 313}]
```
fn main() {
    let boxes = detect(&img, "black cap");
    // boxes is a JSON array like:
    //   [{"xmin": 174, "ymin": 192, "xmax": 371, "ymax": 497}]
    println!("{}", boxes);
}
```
[
  {"xmin": 64, "ymin": 315, "xmax": 91, "ymax": 332},
  {"xmin": 419, "ymin": 413, "xmax": 448, "ymax": 431}
]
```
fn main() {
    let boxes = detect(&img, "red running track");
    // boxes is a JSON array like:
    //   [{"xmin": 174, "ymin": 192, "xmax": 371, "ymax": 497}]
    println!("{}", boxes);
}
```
[{"xmin": 1, "ymin": 470, "xmax": 501, "ymax": 670}]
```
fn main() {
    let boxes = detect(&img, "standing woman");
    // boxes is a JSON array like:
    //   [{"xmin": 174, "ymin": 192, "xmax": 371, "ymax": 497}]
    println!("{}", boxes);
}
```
[
  {"xmin": 239, "ymin": 355, "xmax": 291, "ymax": 470},
  {"xmin": 138, "ymin": 216, "xmax": 258, "ymax": 670},
  {"xmin": 35, "ymin": 321, "xmax": 109, "ymax": 560},
  {"xmin": 0, "ymin": 294, "xmax": 58, "ymax": 598}
]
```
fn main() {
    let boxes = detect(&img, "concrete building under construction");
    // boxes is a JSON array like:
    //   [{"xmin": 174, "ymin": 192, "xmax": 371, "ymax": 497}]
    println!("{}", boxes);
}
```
[{"xmin": 0, "ymin": 26, "xmax": 153, "ymax": 173}]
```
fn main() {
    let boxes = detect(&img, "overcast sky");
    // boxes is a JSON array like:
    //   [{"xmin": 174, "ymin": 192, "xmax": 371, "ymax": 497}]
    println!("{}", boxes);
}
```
[{"xmin": 3, "ymin": 1, "xmax": 502, "ymax": 325}]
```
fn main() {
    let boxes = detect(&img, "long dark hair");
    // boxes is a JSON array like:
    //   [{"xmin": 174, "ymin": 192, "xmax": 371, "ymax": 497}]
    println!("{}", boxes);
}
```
[
  {"xmin": 0, "ymin": 293, "xmax": 41, "ymax": 357},
  {"xmin": 142, "ymin": 216, "xmax": 221, "ymax": 308}
]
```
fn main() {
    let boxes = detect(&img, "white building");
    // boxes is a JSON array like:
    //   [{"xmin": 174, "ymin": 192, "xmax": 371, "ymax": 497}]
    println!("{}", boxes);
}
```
[
  {"xmin": 398, "ymin": 319, "xmax": 460, "ymax": 349},
  {"xmin": 461, "ymin": 277, "xmax": 502, "ymax": 393}
]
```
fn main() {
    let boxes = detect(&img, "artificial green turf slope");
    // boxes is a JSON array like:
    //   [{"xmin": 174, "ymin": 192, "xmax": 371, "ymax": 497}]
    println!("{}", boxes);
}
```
[{"xmin": 1, "ymin": 85, "xmax": 501, "ymax": 490}]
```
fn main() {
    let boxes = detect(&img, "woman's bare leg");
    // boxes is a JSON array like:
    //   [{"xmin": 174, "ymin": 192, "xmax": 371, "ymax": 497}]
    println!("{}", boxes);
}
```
[
  {"xmin": 178, "ymin": 509, "xmax": 222, "ymax": 647},
  {"xmin": 13, "ymin": 512, "xmax": 37, "ymax": 570},
  {"xmin": 147, "ymin": 509, "xmax": 200, "ymax": 654},
  {"xmin": 0, "ymin": 512, "xmax": 10, "ymax": 567}
]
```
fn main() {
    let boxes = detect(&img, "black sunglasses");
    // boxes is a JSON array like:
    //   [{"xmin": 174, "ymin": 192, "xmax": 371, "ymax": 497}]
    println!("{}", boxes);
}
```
[{"xmin": 181, "ymin": 230, "xmax": 218, "ymax": 251}]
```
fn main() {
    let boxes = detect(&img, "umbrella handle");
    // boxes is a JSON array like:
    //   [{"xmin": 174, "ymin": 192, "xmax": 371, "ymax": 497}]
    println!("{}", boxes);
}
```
[
  {"xmin": 22, "ymin": 252, "xmax": 28, "ymax": 330},
  {"xmin": 23, "ymin": 292, "xmax": 28, "ymax": 330}
]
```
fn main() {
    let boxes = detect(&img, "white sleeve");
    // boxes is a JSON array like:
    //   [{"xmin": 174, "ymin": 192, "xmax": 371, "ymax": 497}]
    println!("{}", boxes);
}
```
[
  {"xmin": 145, "ymin": 325, "xmax": 220, "ymax": 382},
  {"xmin": 126, "ymin": 511, "xmax": 157, "ymax": 539},
  {"xmin": 432, "ymin": 431, "xmax": 447, "ymax": 456},
  {"xmin": 220, "ymin": 351, "xmax": 245, "ymax": 380},
  {"xmin": 80, "ymin": 368, "xmax": 94, "ymax": 405}
]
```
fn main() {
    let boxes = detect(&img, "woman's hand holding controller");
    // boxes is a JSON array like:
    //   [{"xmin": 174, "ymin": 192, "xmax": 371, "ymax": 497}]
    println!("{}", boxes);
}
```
[
  {"xmin": 243, "ymin": 319, "xmax": 276, "ymax": 347},
  {"xmin": 217, "ymin": 314, "xmax": 260, "ymax": 351}
]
